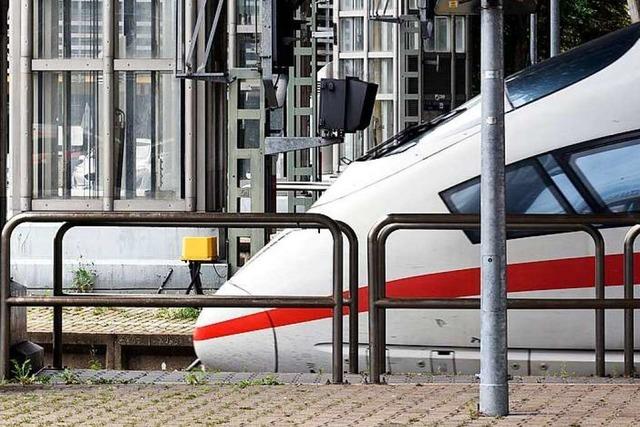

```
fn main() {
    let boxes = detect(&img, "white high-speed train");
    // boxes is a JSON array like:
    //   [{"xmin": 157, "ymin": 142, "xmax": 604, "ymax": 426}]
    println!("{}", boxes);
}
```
[{"xmin": 195, "ymin": 23, "xmax": 640, "ymax": 376}]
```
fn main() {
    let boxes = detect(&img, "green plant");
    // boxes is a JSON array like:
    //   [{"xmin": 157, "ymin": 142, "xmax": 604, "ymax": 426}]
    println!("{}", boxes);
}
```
[
  {"xmin": 92, "ymin": 306, "xmax": 109, "ymax": 316},
  {"xmin": 71, "ymin": 259, "xmax": 97, "ymax": 293},
  {"xmin": 156, "ymin": 307, "xmax": 201, "ymax": 321},
  {"xmin": 184, "ymin": 371, "xmax": 207, "ymax": 386},
  {"xmin": 11, "ymin": 359, "xmax": 36, "ymax": 385},
  {"xmin": 236, "ymin": 375, "xmax": 282, "ymax": 389},
  {"xmin": 60, "ymin": 368, "xmax": 81, "ymax": 385}
]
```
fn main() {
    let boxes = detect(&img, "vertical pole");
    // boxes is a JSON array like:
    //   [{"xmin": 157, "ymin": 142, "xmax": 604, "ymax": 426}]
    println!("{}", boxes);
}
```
[
  {"xmin": 529, "ymin": 13, "xmax": 538, "ymax": 65},
  {"xmin": 450, "ymin": 16, "xmax": 457, "ymax": 109},
  {"xmin": 19, "ymin": 0, "xmax": 33, "ymax": 212},
  {"xmin": 0, "ymin": 0, "xmax": 8, "ymax": 381},
  {"xmin": 103, "ymin": 0, "xmax": 114, "ymax": 210},
  {"xmin": 623, "ymin": 227, "xmax": 640, "ymax": 377},
  {"xmin": 184, "ymin": 0, "xmax": 196, "ymax": 211},
  {"xmin": 550, "ymin": 0, "xmax": 560, "ymax": 57},
  {"xmin": 479, "ymin": 0, "xmax": 508, "ymax": 417},
  {"xmin": 465, "ymin": 16, "xmax": 472, "ymax": 101}
]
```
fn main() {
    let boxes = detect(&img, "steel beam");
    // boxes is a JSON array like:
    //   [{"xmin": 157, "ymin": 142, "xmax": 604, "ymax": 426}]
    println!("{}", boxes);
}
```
[
  {"xmin": 550, "ymin": 0, "xmax": 560, "ymax": 57},
  {"xmin": 19, "ymin": 0, "xmax": 33, "ymax": 211},
  {"xmin": 103, "ymin": 0, "xmax": 114, "ymax": 210},
  {"xmin": 529, "ymin": 13, "xmax": 538, "ymax": 64}
]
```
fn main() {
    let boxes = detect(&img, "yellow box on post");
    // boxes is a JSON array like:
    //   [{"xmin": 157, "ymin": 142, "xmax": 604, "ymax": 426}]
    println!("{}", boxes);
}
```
[{"xmin": 181, "ymin": 237, "xmax": 218, "ymax": 262}]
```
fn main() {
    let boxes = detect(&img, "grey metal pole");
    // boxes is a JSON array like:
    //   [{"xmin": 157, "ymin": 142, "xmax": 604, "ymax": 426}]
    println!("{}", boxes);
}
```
[
  {"xmin": 450, "ymin": 16, "xmax": 457, "ymax": 109},
  {"xmin": 550, "ymin": 0, "xmax": 560, "ymax": 57},
  {"xmin": 479, "ymin": 0, "xmax": 508, "ymax": 417},
  {"xmin": 529, "ymin": 13, "xmax": 538, "ymax": 65},
  {"xmin": 103, "ymin": 0, "xmax": 114, "ymax": 210}
]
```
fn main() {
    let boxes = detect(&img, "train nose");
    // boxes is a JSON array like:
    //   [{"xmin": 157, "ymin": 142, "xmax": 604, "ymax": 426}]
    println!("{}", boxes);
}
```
[{"xmin": 193, "ymin": 281, "xmax": 277, "ymax": 372}]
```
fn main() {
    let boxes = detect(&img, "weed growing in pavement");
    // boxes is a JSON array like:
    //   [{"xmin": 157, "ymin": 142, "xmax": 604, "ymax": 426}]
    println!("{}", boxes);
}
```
[
  {"xmin": 11, "ymin": 359, "xmax": 37, "ymax": 385},
  {"xmin": 156, "ymin": 307, "xmax": 201, "ymax": 321},
  {"xmin": 71, "ymin": 258, "xmax": 97, "ymax": 293},
  {"xmin": 60, "ymin": 368, "xmax": 81, "ymax": 385},
  {"xmin": 236, "ymin": 375, "xmax": 283, "ymax": 389},
  {"xmin": 185, "ymin": 370, "xmax": 208, "ymax": 386}
]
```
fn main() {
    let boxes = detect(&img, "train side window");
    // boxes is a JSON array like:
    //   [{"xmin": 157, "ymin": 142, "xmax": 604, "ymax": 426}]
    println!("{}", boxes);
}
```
[
  {"xmin": 568, "ymin": 138, "xmax": 640, "ymax": 213},
  {"xmin": 441, "ymin": 161, "xmax": 569, "ymax": 242},
  {"xmin": 538, "ymin": 154, "xmax": 592, "ymax": 213}
]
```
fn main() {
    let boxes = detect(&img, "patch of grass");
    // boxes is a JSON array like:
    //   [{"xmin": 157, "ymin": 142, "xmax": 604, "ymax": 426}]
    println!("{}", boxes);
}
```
[
  {"xmin": 185, "ymin": 370, "xmax": 207, "ymax": 386},
  {"xmin": 156, "ymin": 307, "xmax": 201, "ymax": 321},
  {"xmin": 60, "ymin": 368, "xmax": 81, "ymax": 385},
  {"xmin": 236, "ymin": 375, "xmax": 283, "ymax": 389},
  {"xmin": 71, "ymin": 259, "xmax": 97, "ymax": 293},
  {"xmin": 11, "ymin": 359, "xmax": 36, "ymax": 385},
  {"xmin": 91, "ymin": 306, "xmax": 110, "ymax": 316}
]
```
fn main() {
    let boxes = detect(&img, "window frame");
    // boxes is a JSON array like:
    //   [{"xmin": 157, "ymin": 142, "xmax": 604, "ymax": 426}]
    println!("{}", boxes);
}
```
[{"xmin": 439, "ymin": 129, "xmax": 640, "ymax": 243}]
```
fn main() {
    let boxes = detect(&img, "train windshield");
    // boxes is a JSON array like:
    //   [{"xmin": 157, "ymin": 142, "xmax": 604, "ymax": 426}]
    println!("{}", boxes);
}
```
[{"xmin": 506, "ymin": 23, "xmax": 640, "ymax": 108}]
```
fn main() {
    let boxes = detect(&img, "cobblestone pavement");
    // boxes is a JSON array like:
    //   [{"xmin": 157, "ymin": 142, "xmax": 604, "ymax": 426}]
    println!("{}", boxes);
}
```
[
  {"xmin": 2, "ymin": 382, "xmax": 640, "ymax": 426},
  {"xmin": 27, "ymin": 307, "xmax": 195, "ymax": 335}
]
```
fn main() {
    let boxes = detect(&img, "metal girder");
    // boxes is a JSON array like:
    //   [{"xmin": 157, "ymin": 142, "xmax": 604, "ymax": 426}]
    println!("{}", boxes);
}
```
[{"xmin": 265, "ymin": 137, "xmax": 342, "ymax": 155}]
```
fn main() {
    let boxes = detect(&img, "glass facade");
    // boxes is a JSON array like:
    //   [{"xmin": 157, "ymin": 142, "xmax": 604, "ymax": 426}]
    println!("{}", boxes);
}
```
[
  {"xmin": 34, "ymin": 0, "xmax": 103, "ymax": 59},
  {"xmin": 33, "ymin": 71, "xmax": 103, "ymax": 198},
  {"xmin": 30, "ymin": 0, "xmax": 182, "ymax": 206},
  {"xmin": 117, "ymin": 0, "xmax": 176, "ymax": 58},
  {"xmin": 116, "ymin": 72, "xmax": 181, "ymax": 200}
]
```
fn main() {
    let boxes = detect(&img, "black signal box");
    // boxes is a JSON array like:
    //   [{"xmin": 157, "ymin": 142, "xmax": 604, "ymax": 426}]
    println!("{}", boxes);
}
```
[{"xmin": 319, "ymin": 77, "xmax": 378, "ymax": 134}]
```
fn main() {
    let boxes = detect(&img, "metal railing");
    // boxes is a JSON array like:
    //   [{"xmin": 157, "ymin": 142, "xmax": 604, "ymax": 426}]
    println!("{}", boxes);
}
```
[
  {"xmin": 0, "ymin": 212, "xmax": 360, "ymax": 382},
  {"xmin": 367, "ymin": 213, "xmax": 640, "ymax": 383}
]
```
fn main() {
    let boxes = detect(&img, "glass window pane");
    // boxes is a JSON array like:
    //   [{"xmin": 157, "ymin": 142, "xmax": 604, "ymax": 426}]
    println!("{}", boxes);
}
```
[
  {"xmin": 539, "ymin": 154, "xmax": 591, "ymax": 213},
  {"xmin": 340, "ymin": 18, "xmax": 364, "ymax": 52},
  {"xmin": 238, "ymin": 81, "xmax": 261, "ymax": 109},
  {"xmin": 455, "ymin": 16, "xmax": 465, "ymax": 53},
  {"xmin": 369, "ymin": 21, "xmax": 394, "ymax": 52},
  {"xmin": 116, "ymin": 72, "xmax": 181, "ymax": 200},
  {"xmin": 117, "ymin": 0, "xmax": 176, "ymax": 58},
  {"xmin": 506, "ymin": 25, "xmax": 640, "ymax": 108},
  {"xmin": 435, "ymin": 17, "xmax": 450, "ymax": 52},
  {"xmin": 368, "ymin": 59, "xmax": 393, "ymax": 94},
  {"xmin": 237, "ymin": 34, "xmax": 260, "ymax": 68},
  {"xmin": 237, "ymin": 0, "xmax": 261, "ymax": 25},
  {"xmin": 370, "ymin": 100, "xmax": 394, "ymax": 147},
  {"xmin": 33, "ymin": 71, "xmax": 103, "ymax": 199},
  {"xmin": 340, "ymin": 0, "xmax": 363, "ymax": 11},
  {"xmin": 34, "ymin": 0, "xmax": 103, "ymax": 59},
  {"xmin": 238, "ymin": 119, "xmax": 260, "ymax": 149},
  {"xmin": 443, "ymin": 163, "xmax": 567, "ymax": 215},
  {"xmin": 339, "ymin": 59, "xmax": 363, "ymax": 79},
  {"xmin": 569, "ymin": 139, "xmax": 640, "ymax": 213}
]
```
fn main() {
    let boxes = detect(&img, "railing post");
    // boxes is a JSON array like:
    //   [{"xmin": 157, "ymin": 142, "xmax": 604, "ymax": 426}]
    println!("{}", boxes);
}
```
[
  {"xmin": 590, "ymin": 227, "xmax": 606, "ymax": 377},
  {"xmin": 367, "ymin": 219, "xmax": 385, "ymax": 383},
  {"xmin": 52, "ymin": 223, "xmax": 75, "ymax": 369},
  {"xmin": 623, "ymin": 225, "xmax": 640, "ymax": 377},
  {"xmin": 338, "ymin": 221, "xmax": 360, "ymax": 375}
]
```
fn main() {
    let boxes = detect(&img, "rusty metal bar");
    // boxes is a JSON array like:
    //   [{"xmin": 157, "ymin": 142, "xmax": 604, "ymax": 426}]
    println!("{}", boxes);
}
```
[
  {"xmin": 8, "ymin": 295, "xmax": 336, "ymax": 308},
  {"xmin": 1, "ymin": 212, "xmax": 349, "ymax": 383},
  {"xmin": 623, "ymin": 225, "xmax": 640, "ymax": 376},
  {"xmin": 367, "ymin": 214, "xmax": 611, "ymax": 383}
]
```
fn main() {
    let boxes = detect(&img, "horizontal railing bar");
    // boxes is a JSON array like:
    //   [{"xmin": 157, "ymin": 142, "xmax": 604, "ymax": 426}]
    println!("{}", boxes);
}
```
[
  {"xmin": 8, "ymin": 295, "xmax": 337, "ymax": 309},
  {"xmin": 376, "ymin": 298, "xmax": 640, "ymax": 310}
]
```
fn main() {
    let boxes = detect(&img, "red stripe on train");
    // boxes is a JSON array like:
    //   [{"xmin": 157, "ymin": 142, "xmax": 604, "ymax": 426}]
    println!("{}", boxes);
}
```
[{"xmin": 192, "ymin": 253, "xmax": 636, "ymax": 342}]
